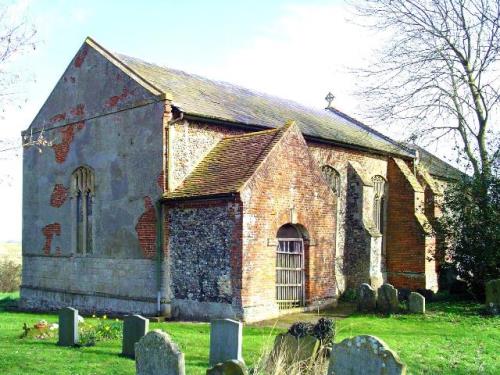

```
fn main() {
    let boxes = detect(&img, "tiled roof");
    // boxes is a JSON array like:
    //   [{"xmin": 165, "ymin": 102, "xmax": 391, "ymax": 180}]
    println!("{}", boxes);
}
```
[
  {"xmin": 115, "ymin": 53, "xmax": 414, "ymax": 158},
  {"xmin": 164, "ymin": 126, "xmax": 288, "ymax": 199},
  {"xmin": 410, "ymin": 145, "xmax": 464, "ymax": 180}
]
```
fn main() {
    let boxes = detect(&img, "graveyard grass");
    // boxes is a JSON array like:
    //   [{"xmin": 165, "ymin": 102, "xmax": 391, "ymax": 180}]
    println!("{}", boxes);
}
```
[{"xmin": 1, "ymin": 293, "xmax": 499, "ymax": 374}]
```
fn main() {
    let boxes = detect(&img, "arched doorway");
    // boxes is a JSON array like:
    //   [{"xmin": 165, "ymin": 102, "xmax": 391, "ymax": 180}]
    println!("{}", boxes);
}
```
[{"xmin": 276, "ymin": 224, "xmax": 306, "ymax": 310}]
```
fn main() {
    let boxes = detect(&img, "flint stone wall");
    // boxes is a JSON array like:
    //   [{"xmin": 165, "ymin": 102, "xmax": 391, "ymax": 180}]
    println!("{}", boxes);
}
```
[{"xmin": 168, "ymin": 199, "xmax": 242, "ymax": 320}]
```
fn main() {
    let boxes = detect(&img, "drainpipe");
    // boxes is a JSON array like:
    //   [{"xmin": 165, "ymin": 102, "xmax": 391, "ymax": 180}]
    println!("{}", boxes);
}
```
[
  {"xmin": 155, "ymin": 201, "xmax": 169, "ymax": 316},
  {"xmin": 155, "ymin": 106, "xmax": 184, "ymax": 317}
]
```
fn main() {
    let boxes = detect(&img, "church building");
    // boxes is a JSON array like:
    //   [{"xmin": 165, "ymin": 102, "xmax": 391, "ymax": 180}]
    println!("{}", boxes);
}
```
[{"xmin": 20, "ymin": 38, "xmax": 459, "ymax": 322}]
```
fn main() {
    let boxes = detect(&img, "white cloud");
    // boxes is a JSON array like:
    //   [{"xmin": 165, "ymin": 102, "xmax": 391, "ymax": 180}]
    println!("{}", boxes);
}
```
[{"xmin": 200, "ymin": 3, "xmax": 378, "ymax": 115}]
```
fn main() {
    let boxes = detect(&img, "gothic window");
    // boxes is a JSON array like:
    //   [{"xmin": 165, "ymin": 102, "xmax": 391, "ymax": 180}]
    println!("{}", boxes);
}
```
[
  {"xmin": 372, "ymin": 175, "xmax": 386, "ymax": 234},
  {"xmin": 321, "ymin": 165, "xmax": 341, "ymax": 196},
  {"xmin": 72, "ymin": 166, "xmax": 95, "ymax": 255}
]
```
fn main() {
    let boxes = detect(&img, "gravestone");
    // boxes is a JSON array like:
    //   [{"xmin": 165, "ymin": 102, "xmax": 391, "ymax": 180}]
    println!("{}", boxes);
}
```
[
  {"xmin": 270, "ymin": 333, "xmax": 320, "ymax": 367},
  {"xmin": 485, "ymin": 279, "xmax": 500, "ymax": 315},
  {"xmin": 58, "ymin": 307, "xmax": 79, "ymax": 346},
  {"xmin": 121, "ymin": 314, "xmax": 149, "ymax": 358},
  {"xmin": 135, "ymin": 330, "xmax": 185, "ymax": 375},
  {"xmin": 206, "ymin": 360, "xmax": 247, "ymax": 375},
  {"xmin": 328, "ymin": 335, "xmax": 406, "ymax": 375},
  {"xmin": 377, "ymin": 284, "xmax": 399, "ymax": 313},
  {"xmin": 409, "ymin": 292, "xmax": 425, "ymax": 314},
  {"xmin": 357, "ymin": 283, "xmax": 377, "ymax": 312},
  {"xmin": 209, "ymin": 319, "xmax": 243, "ymax": 366}
]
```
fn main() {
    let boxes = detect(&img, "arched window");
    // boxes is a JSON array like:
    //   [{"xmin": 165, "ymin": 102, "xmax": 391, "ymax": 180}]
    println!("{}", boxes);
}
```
[
  {"xmin": 321, "ymin": 165, "xmax": 341, "ymax": 196},
  {"xmin": 72, "ymin": 166, "xmax": 95, "ymax": 254},
  {"xmin": 372, "ymin": 175, "xmax": 386, "ymax": 234}
]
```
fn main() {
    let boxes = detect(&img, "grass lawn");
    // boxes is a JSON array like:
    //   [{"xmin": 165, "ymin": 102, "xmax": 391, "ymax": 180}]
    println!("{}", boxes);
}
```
[{"xmin": 0, "ymin": 293, "xmax": 498, "ymax": 374}]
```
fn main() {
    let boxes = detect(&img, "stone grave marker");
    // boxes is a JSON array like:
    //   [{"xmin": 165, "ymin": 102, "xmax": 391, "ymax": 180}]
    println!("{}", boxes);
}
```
[
  {"xmin": 209, "ymin": 319, "xmax": 243, "ymax": 366},
  {"xmin": 135, "ymin": 330, "xmax": 185, "ymax": 375},
  {"xmin": 270, "ymin": 333, "xmax": 320, "ymax": 367},
  {"xmin": 485, "ymin": 279, "xmax": 500, "ymax": 315},
  {"xmin": 409, "ymin": 292, "xmax": 425, "ymax": 314},
  {"xmin": 121, "ymin": 314, "xmax": 149, "ymax": 358},
  {"xmin": 328, "ymin": 335, "xmax": 406, "ymax": 375},
  {"xmin": 206, "ymin": 359, "xmax": 247, "ymax": 375},
  {"xmin": 377, "ymin": 283, "xmax": 399, "ymax": 313},
  {"xmin": 357, "ymin": 283, "xmax": 377, "ymax": 312},
  {"xmin": 58, "ymin": 307, "xmax": 79, "ymax": 346}
]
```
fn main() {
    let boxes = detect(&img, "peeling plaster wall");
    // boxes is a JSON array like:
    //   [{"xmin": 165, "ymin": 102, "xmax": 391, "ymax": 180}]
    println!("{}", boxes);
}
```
[{"xmin": 21, "ymin": 42, "xmax": 166, "ymax": 314}]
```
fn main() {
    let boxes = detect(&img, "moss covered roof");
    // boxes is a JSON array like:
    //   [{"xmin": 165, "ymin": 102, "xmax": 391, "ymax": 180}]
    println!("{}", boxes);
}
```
[
  {"xmin": 115, "ymin": 53, "xmax": 414, "ymax": 158},
  {"xmin": 165, "ymin": 126, "xmax": 288, "ymax": 199}
]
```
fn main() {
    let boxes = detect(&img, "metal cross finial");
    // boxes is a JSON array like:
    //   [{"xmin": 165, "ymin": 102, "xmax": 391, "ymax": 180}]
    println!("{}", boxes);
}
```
[{"xmin": 325, "ymin": 92, "xmax": 335, "ymax": 108}]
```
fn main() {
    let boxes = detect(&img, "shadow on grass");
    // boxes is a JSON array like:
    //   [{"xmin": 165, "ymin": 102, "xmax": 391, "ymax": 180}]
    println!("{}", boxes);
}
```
[{"xmin": 0, "ymin": 293, "xmax": 19, "ymax": 311}]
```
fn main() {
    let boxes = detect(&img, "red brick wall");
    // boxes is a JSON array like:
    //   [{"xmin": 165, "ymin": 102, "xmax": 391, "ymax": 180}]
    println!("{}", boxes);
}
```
[
  {"xmin": 135, "ymin": 196, "xmax": 157, "ymax": 258},
  {"xmin": 240, "ymin": 125, "xmax": 337, "ymax": 312},
  {"xmin": 50, "ymin": 184, "xmax": 69, "ymax": 208},
  {"xmin": 386, "ymin": 158, "xmax": 428, "ymax": 289}
]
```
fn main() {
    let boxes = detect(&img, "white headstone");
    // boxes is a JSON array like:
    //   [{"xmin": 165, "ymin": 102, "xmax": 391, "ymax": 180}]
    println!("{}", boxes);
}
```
[
  {"xmin": 209, "ymin": 319, "xmax": 243, "ymax": 366},
  {"xmin": 409, "ymin": 292, "xmax": 425, "ymax": 314}
]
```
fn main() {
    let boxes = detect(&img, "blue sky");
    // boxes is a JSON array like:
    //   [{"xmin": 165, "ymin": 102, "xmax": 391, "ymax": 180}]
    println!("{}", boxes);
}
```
[{"xmin": 0, "ymin": 0, "xmax": 397, "ymax": 241}]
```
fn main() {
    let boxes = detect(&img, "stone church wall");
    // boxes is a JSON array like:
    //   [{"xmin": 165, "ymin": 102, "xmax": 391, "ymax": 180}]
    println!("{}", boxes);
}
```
[
  {"xmin": 307, "ymin": 142, "xmax": 389, "ymax": 291},
  {"xmin": 20, "ymin": 42, "xmax": 167, "ymax": 315},
  {"xmin": 166, "ymin": 120, "xmax": 245, "ymax": 190},
  {"xmin": 165, "ymin": 198, "xmax": 243, "ymax": 320}
]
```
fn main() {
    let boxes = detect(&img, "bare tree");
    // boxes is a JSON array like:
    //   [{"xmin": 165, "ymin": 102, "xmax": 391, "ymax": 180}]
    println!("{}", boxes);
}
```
[
  {"xmin": 0, "ymin": 1, "xmax": 40, "ymax": 188},
  {"xmin": 353, "ymin": 0, "xmax": 499, "ymax": 181}
]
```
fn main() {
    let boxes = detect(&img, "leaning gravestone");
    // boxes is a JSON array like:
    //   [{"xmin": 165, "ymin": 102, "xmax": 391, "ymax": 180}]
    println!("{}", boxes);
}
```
[
  {"xmin": 409, "ymin": 292, "xmax": 425, "ymax": 314},
  {"xmin": 377, "ymin": 284, "xmax": 399, "ymax": 313},
  {"xmin": 270, "ymin": 333, "xmax": 320, "ymax": 367},
  {"xmin": 58, "ymin": 307, "xmax": 79, "ymax": 346},
  {"xmin": 122, "ymin": 314, "xmax": 149, "ymax": 358},
  {"xmin": 485, "ymin": 279, "xmax": 500, "ymax": 315},
  {"xmin": 358, "ymin": 283, "xmax": 377, "ymax": 312},
  {"xmin": 206, "ymin": 359, "xmax": 247, "ymax": 375},
  {"xmin": 209, "ymin": 319, "xmax": 243, "ymax": 366},
  {"xmin": 328, "ymin": 335, "xmax": 406, "ymax": 375},
  {"xmin": 135, "ymin": 330, "xmax": 185, "ymax": 375}
]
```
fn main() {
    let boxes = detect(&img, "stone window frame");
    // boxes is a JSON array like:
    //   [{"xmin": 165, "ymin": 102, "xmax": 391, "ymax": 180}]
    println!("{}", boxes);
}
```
[
  {"xmin": 71, "ymin": 165, "xmax": 95, "ymax": 256},
  {"xmin": 321, "ymin": 164, "xmax": 342, "ymax": 249},
  {"xmin": 372, "ymin": 175, "xmax": 387, "ymax": 235}
]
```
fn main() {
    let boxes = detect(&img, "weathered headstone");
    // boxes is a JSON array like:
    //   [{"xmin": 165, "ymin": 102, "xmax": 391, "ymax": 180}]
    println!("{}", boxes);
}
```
[
  {"xmin": 377, "ymin": 283, "xmax": 399, "ymax": 313},
  {"xmin": 328, "ymin": 335, "xmax": 406, "ymax": 375},
  {"xmin": 209, "ymin": 319, "xmax": 243, "ymax": 366},
  {"xmin": 357, "ymin": 283, "xmax": 377, "ymax": 312},
  {"xmin": 485, "ymin": 279, "xmax": 500, "ymax": 315},
  {"xmin": 270, "ymin": 333, "xmax": 320, "ymax": 367},
  {"xmin": 58, "ymin": 307, "xmax": 79, "ymax": 346},
  {"xmin": 121, "ymin": 314, "xmax": 149, "ymax": 358},
  {"xmin": 206, "ymin": 360, "xmax": 247, "ymax": 375},
  {"xmin": 135, "ymin": 330, "xmax": 185, "ymax": 375},
  {"xmin": 409, "ymin": 292, "xmax": 425, "ymax": 314}
]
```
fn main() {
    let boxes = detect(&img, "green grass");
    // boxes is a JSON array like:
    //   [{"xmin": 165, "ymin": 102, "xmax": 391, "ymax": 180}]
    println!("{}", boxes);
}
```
[{"xmin": 1, "ymin": 293, "xmax": 498, "ymax": 374}]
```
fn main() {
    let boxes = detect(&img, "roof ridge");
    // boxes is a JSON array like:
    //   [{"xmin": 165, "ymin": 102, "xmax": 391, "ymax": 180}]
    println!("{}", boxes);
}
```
[{"xmin": 325, "ymin": 106, "xmax": 414, "ymax": 154}]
